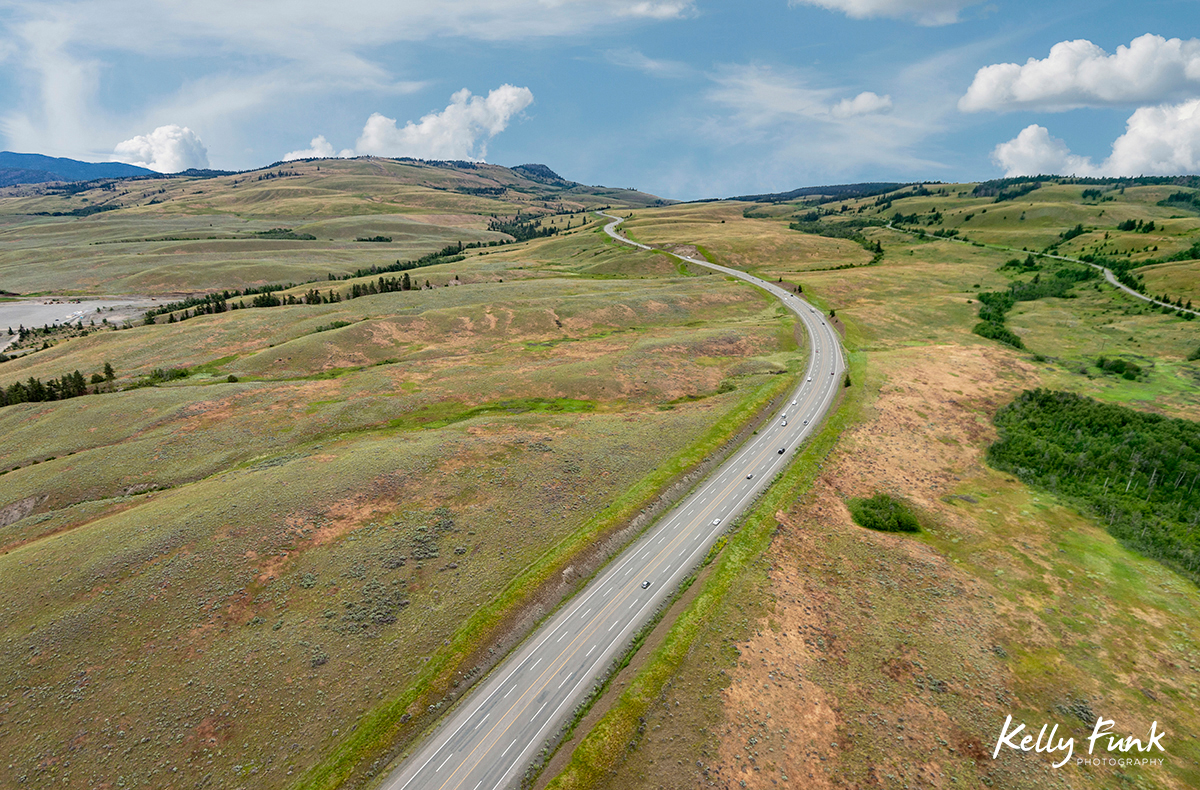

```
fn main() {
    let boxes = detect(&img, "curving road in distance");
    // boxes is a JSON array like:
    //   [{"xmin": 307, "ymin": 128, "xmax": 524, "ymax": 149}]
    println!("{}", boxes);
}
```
[
  {"xmin": 886, "ymin": 221, "xmax": 1200, "ymax": 318},
  {"xmin": 379, "ymin": 211, "xmax": 845, "ymax": 790}
]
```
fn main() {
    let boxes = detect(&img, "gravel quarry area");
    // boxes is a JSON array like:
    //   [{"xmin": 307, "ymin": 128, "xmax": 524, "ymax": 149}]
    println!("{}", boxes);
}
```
[{"xmin": 0, "ymin": 296, "xmax": 159, "ymax": 349}]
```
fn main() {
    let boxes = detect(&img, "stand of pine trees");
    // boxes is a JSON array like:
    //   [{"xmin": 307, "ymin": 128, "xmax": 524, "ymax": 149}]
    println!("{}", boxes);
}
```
[
  {"xmin": 146, "ymin": 243, "xmax": 483, "ymax": 324},
  {"xmin": 990, "ymin": 389, "xmax": 1200, "ymax": 583},
  {"xmin": 0, "ymin": 364, "xmax": 113, "ymax": 408}
]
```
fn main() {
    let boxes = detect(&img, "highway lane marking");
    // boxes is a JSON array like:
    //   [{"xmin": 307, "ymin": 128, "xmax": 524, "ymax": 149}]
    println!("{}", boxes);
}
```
[
  {"xmin": 409, "ymin": 216, "xmax": 839, "ymax": 790},
  {"xmin": 559, "ymin": 673, "xmax": 572, "ymax": 689},
  {"xmin": 421, "ymin": 503, "xmax": 730, "ymax": 790},
  {"xmin": 437, "ymin": 753, "xmax": 454, "ymax": 771},
  {"xmin": 442, "ymin": 457, "xmax": 772, "ymax": 789},
  {"xmin": 395, "ymin": 494, "xmax": 696, "ymax": 790},
  {"xmin": 489, "ymin": 455, "xmax": 811, "ymax": 789}
]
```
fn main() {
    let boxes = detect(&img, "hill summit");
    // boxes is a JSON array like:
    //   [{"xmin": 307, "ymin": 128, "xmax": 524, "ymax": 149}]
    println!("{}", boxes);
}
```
[{"xmin": 0, "ymin": 152, "xmax": 154, "ymax": 185}]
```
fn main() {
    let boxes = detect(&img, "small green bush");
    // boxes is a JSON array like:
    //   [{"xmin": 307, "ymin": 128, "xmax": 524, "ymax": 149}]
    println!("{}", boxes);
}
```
[
  {"xmin": 128, "ymin": 366, "xmax": 189, "ymax": 389},
  {"xmin": 1095, "ymin": 356, "xmax": 1143, "ymax": 379},
  {"xmin": 846, "ymin": 493, "xmax": 921, "ymax": 533},
  {"xmin": 149, "ymin": 367, "xmax": 189, "ymax": 382}
]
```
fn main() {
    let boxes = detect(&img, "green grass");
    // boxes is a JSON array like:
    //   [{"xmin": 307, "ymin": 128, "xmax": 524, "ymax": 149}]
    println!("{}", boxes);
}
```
[
  {"xmin": 0, "ymin": 158, "xmax": 668, "ymax": 295},
  {"xmin": 388, "ymin": 397, "xmax": 595, "ymax": 431},
  {"xmin": 557, "ymin": 188, "xmax": 1200, "ymax": 790},
  {"xmin": 0, "ymin": 190, "xmax": 812, "ymax": 790},
  {"xmin": 1137, "ymin": 259, "xmax": 1200, "ymax": 304},
  {"xmin": 618, "ymin": 202, "xmax": 868, "ymax": 278},
  {"xmin": 291, "ymin": 365, "xmax": 801, "ymax": 790},
  {"xmin": 6, "ymin": 172, "xmax": 1198, "ymax": 790}
]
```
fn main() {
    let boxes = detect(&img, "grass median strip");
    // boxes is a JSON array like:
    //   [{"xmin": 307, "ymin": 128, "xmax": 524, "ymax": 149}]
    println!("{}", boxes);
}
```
[{"xmin": 543, "ymin": 349, "xmax": 865, "ymax": 790}]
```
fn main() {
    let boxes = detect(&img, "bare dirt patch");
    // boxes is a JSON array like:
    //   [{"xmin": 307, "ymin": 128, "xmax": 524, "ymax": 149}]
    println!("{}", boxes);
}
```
[
  {"xmin": 0, "ymin": 493, "xmax": 47, "ymax": 528},
  {"xmin": 691, "ymin": 345, "xmax": 1036, "ymax": 788}
]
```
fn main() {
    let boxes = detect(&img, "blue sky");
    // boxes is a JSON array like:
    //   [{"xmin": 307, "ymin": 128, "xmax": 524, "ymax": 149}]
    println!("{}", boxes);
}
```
[{"xmin": 1, "ymin": 0, "xmax": 1198, "ymax": 199}]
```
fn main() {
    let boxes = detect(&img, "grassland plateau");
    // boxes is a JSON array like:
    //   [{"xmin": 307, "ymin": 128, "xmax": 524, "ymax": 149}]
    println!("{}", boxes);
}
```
[{"xmin": 0, "ymin": 159, "xmax": 807, "ymax": 790}]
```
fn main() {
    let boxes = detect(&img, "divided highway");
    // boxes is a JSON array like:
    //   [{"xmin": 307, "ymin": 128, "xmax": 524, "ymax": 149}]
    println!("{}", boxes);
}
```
[{"xmin": 379, "ymin": 212, "xmax": 845, "ymax": 790}]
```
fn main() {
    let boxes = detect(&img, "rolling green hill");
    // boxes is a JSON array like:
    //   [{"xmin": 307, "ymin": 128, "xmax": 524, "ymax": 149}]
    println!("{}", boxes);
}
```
[
  {"xmin": 0, "ymin": 167, "xmax": 795, "ymax": 790},
  {"xmin": 548, "ymin": 186, "xmax": 1200, "ymax": 790},
  {"xmin": 0, "ymin": 157, "xmax": 671, "ymax": 295}
]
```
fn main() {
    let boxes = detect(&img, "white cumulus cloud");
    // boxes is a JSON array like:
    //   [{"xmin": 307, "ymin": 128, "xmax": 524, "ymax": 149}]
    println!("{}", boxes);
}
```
[
  {"xmin": 353, "ymin": 85, "xmax": 533, "ymax": 161},
  {"xmin": 831, "ymin": 91, "xmax": 893, "ymax": 118},
  {"xmin": 991, "ymin": 99, "xmax": 1200, "ymax": 177},
  {"xmin": 112, "ymin": 125, "xmax": 209, "ymax": 172},
  {"xmin": 1107, "ymin": 99, "xmax": 1200, "ymax": 175},
  {"xmin": 961, "ymin": 34, "xmax": 1200, "ymax": 113},
  {"xmin": 788, "ymin": 0, "xmax": 978, "ymax": 26},
  {"xmin": 1, "ymin": 1, "xmax": 687, "ymax": 167},
  {"xmin": 282, "ymin": 135, "xmax": 355, "ymax": 161},
  {"xmin": 991, "ymin": 125, "xmax": 1097, "ymax": 177}
]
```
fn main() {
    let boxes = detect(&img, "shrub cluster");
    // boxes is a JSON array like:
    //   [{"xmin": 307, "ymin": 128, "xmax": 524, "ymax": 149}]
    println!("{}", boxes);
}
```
[
  {"xmin": 846, "ymin": 493, "xmax": 921, "ymax": 533},
  {"xmin": 1095, "ymin": 356, "xmax": 1143, "ymax": 380}
]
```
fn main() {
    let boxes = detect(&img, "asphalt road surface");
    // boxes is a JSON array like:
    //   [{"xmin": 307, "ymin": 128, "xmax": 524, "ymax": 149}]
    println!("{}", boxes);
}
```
[{"xmin": 379, "ymin": 212, "xmax": 845, "ymax": 790}]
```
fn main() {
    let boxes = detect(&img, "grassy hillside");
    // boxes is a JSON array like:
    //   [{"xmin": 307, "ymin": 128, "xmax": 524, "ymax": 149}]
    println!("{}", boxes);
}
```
[
  {"xmin": 0, "ymin": 166, "xmax": 806, "ymax": 790},
  {"xmin": 0, "ymin": 157, "xmax": 669, "ymax": 295},
  {"xmin": 551, "ymin": 181, "xmax": 1200, "ymax": 790}
]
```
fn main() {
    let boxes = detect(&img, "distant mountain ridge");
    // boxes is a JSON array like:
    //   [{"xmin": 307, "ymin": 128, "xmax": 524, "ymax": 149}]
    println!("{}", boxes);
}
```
[
  {"xmin": 0, "ymin": 155, "xmax": 670, "ymax": 219},
  {"xmin": 0, "ymin": 152, "xmax": 154, "ymax": 184},
  {"xmin": 731, "ymin": 182, "xmax": 909, "ymax": 203},
  {"xmin": 0, "ymin": 167, "xmax": 60, "ymax": 188}
]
